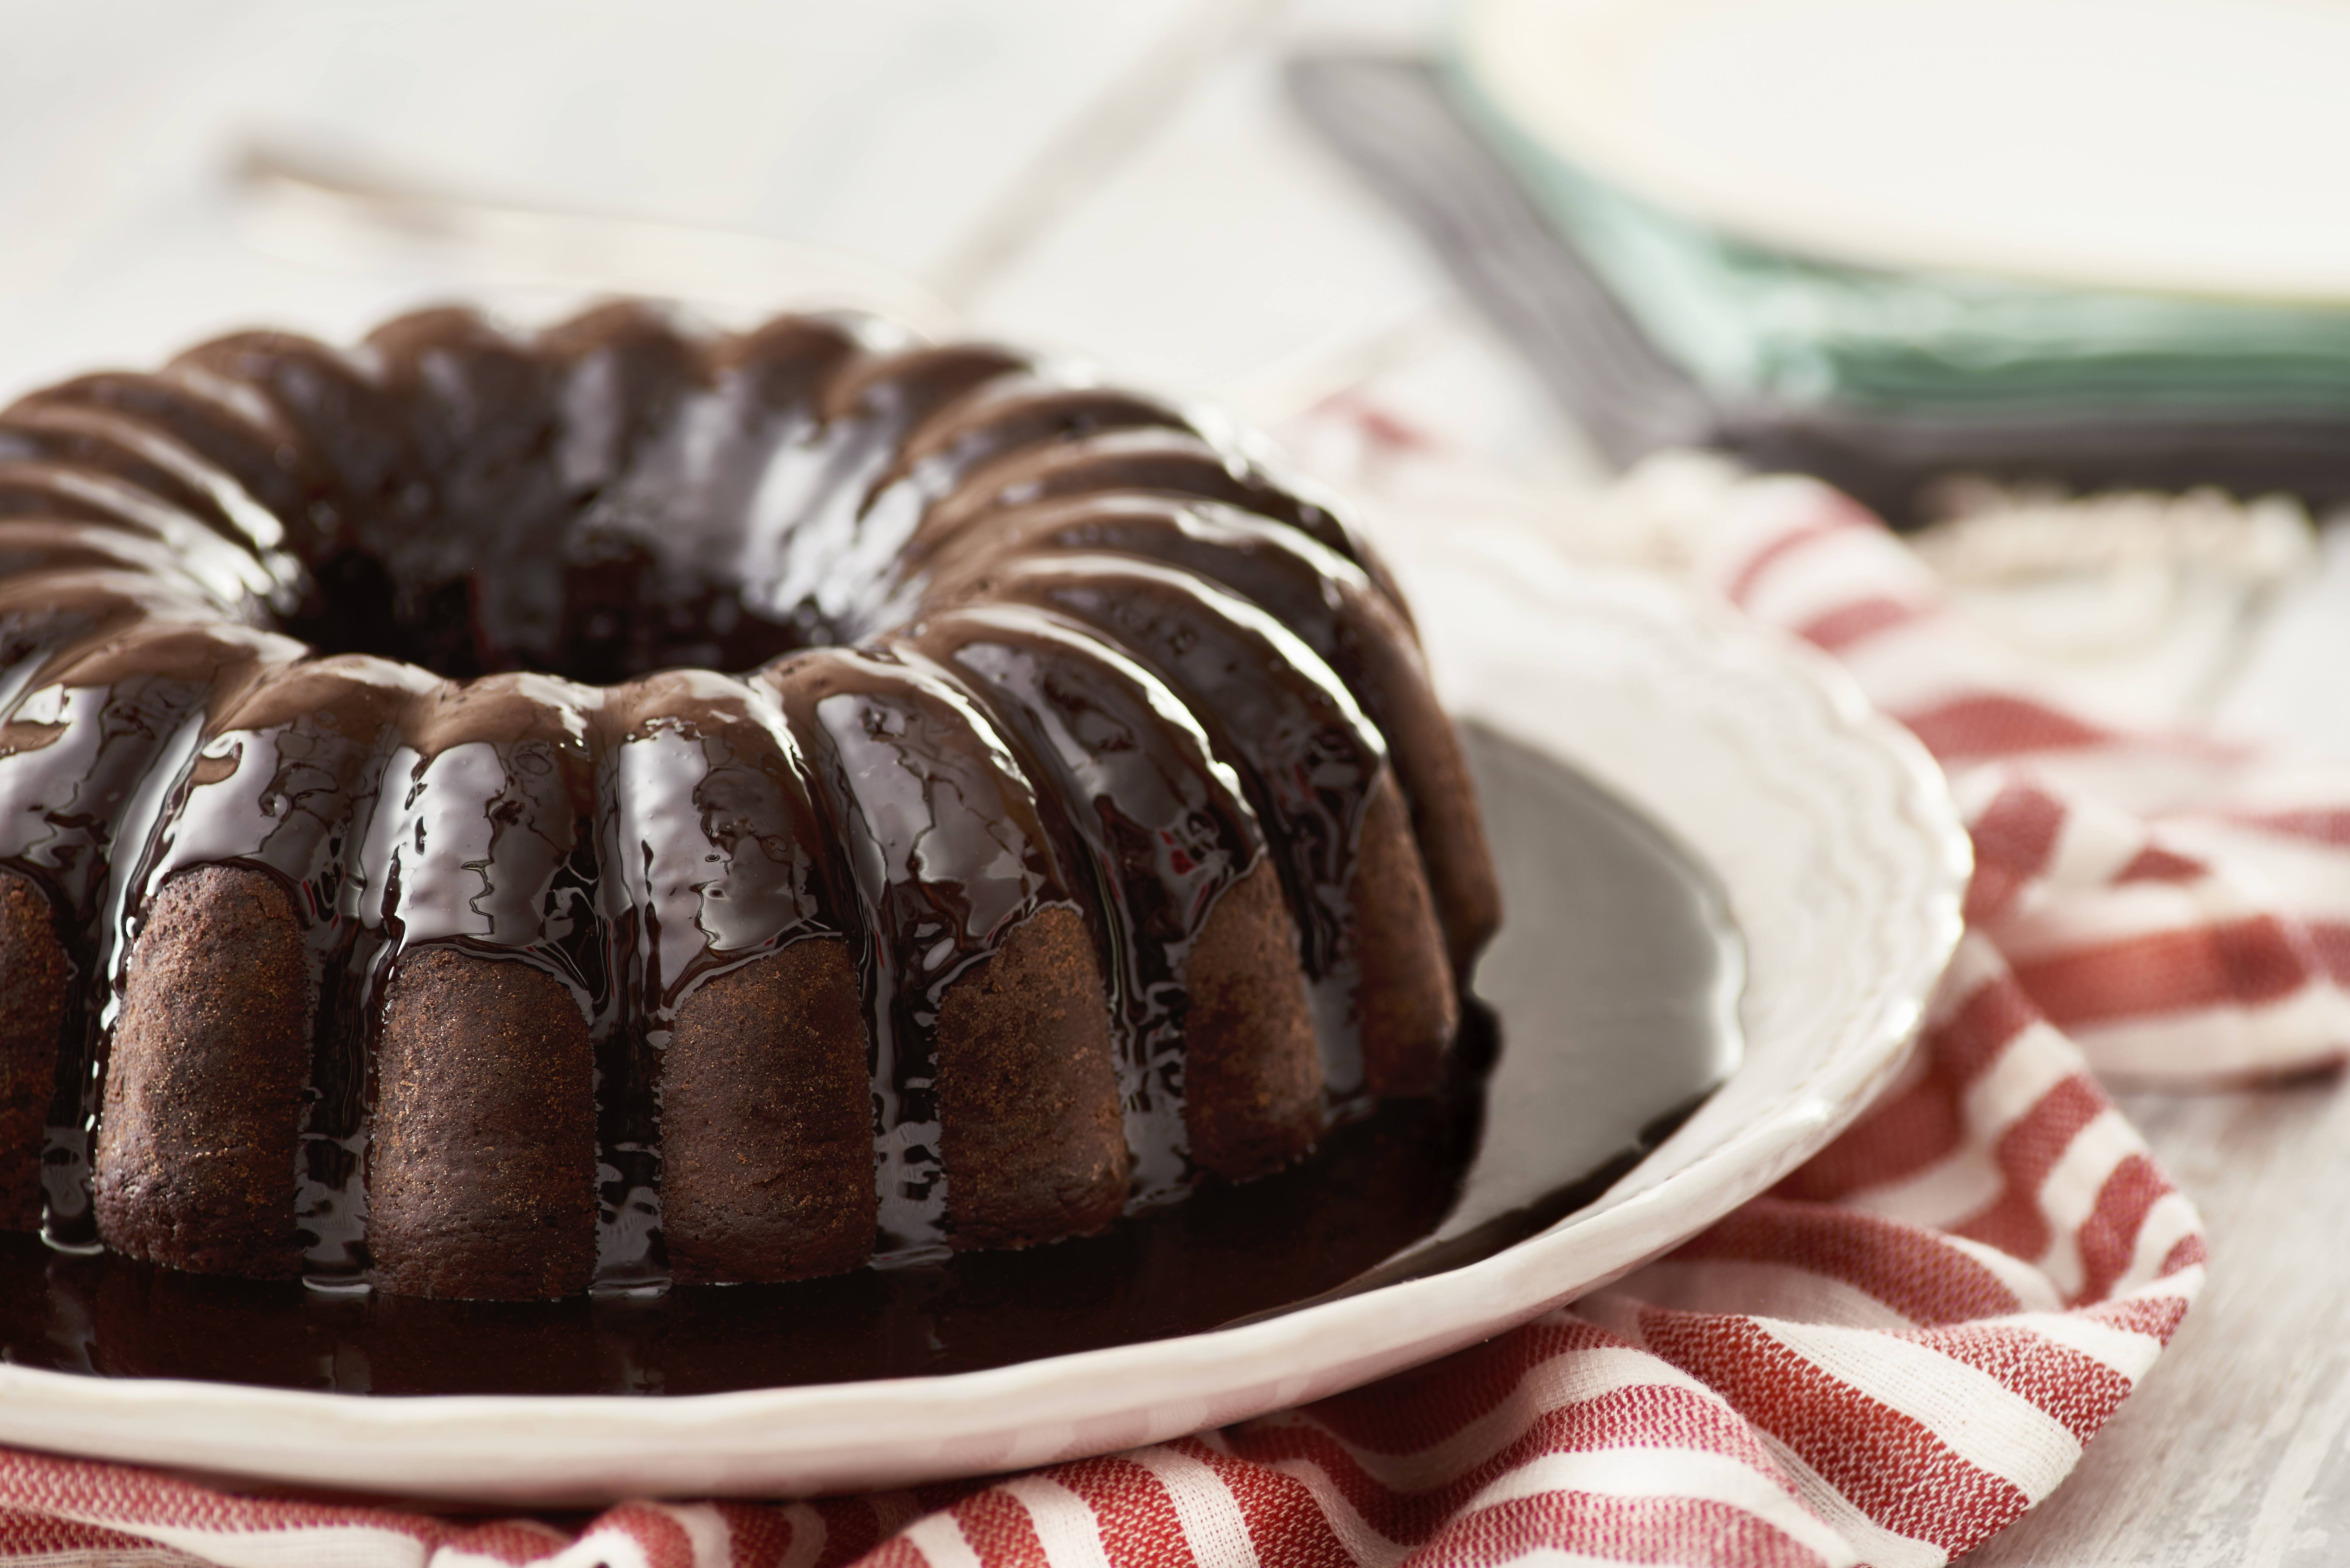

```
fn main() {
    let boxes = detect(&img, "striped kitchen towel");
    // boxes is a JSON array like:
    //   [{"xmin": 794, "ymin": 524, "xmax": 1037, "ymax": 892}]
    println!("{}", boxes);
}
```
[
  {"xmin": 0, "ymin": 463, "xmax": 2273, "ymax": 1567},
  {"xmin": 1684, "ymin": 464, "xmax": 2350, "ymax": 1084}
]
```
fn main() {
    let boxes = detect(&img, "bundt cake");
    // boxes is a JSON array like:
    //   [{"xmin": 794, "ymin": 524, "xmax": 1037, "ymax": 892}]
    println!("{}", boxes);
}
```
[{"xmin": 0, "ymin": 302, "xmax": 1500, "ymax": 1301}]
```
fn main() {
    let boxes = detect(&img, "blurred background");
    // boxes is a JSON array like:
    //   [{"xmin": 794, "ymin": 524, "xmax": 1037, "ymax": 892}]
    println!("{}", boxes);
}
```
[
  {"xmin": 6, "ymin": 0, "xmax": 2350, "ymax": 750},
  {"xmin": 13, "ymin": 5, "xmax": 2350, "ymax": 1557},
  {"xmin": 0, "ymin": 0, "xmax": 1554, "ymax": 456}
]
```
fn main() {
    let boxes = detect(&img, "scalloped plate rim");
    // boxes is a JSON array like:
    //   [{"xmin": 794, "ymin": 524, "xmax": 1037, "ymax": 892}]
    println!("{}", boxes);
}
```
[{"xmin": 0, "ymin": 540, "xmax": 1969, "ymax": 1507}]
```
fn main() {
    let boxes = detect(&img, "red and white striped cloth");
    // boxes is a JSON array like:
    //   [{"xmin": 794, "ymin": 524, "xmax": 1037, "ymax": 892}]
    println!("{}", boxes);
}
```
[{"xmin": 13, "ymin": 461, "xmax": 2339, "ymax": 1568}]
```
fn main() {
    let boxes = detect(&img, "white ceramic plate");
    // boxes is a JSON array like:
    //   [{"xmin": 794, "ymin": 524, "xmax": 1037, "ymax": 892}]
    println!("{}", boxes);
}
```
[
  {"xmin": 1459, "ymin": 0, "xmax": 2350, "ymax": 303},
  {"xmin": 0, "ymin": 537, "xmax": 1966, "ymax": 1505}
]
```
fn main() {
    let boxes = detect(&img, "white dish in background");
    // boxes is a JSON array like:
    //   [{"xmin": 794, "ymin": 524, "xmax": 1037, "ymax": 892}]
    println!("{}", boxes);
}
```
[
  {"xmin": 0, "ymin": 537, "xmax": 1966, "ymax": 1505},
  {"xmin": 1459, "ymin": 0, "xmax": 2350, "ymax": 303}
]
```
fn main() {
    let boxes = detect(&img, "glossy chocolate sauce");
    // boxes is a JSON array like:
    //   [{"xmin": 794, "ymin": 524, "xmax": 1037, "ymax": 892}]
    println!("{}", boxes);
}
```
[
  {"xmin": 0, "ymin": 723, "xmax": 1739, "ymax": 1394},
  {"xmin": 0, "ymin": 306, "xmax": 1444, "ymax": 1282}
]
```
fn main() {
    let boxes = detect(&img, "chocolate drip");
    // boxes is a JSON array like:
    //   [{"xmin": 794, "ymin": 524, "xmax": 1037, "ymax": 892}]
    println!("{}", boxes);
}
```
[
  {"xmin": 904, "ymin": 605, "xmax": 1273, "ymax": 1198},
  {"xmin": 761, "ymin": 647, "xmax": 1094, "ymax": 1257},
  {"xmin": 350, "ymin": 676, "xmax": 612, "ymax": 1288},
  {"xmin": 948, "ymin": 555, "xmax": 1391, "ymax": 1096},
  {"xmin": 139, "ymin": 656, "xmax": 439, "ymax": 1278},
  {"xmin": 0, "ymin": 612, "xmax": 298, "ymax": 1240},
  {"xmin": 600, "ymin": 672, "xmax": 843, "ymax": 1000},
  {"xmin": 593, "ymin": 670, "xmax": 861, "ymax": 1288},
  {"xmin": 356, "ymin": 677, "xmax": 600, "ymax": 957},
  {"xmin": 0, "ymin": 574, "xmax": 191, "ymax": 726},
  {"xmin": 905, "ymin": 425, "xmax": 1418, "ymax": 631},
  {"xmin": 918, "ymin": 494, "xmax": 1501, "ymax": 975}
]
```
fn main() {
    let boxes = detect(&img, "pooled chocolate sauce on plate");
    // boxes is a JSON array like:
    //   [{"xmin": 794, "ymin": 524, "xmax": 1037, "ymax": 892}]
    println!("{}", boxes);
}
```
[{"xmin": 0, "ymin": 723, "xmax": 1740, "ymax": 1395}]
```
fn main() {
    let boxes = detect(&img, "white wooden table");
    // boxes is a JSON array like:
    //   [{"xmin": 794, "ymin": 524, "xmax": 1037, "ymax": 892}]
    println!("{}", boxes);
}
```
[{"xmin": 5, "ymin": 3, "xmax": 2346, "ymax": 1561}]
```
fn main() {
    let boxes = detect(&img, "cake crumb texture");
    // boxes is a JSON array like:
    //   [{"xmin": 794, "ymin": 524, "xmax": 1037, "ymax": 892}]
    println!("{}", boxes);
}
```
[
  {"xmin": 0, "ymin": 870, "xmax": 67, "ymax": 1233},
  {"xmin": 371, "ymin": 947, "xmax": 597, "ymax": 1300},
  {"xmin": 95, "ymin": 866, "xmax": 311, "ymax": 1277},
  {"xmin": 1183, "ymin": 856, "xmax": 1324, "ymax": 1178},
  {"xmin": 663, "ymin": 935, "xmax": 876, "ymax": 1284},
  {"xmin": 938, "ymin": 907, "xmax": 1127, "ymax": 1249}
]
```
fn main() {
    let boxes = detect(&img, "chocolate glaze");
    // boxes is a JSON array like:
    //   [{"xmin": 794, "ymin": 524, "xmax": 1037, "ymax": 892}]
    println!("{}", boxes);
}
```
[
  {"xmin": 956, "ymin": 555, "xmax": 1422, "ymax": 1100},
  {"xmin": 0, "ymin": 303, "xmax": 1501, "ymax": 1300},
  {"xmin": 910, "ymin": 495, "xmax": 1497, "ymax": 974},
  {"xmin": 761, "ymin": 646, "xmax": 1105, "ymax": 1259},
  {"xmin": 0, "ymin": 722, "xmax": 1734, "ymax": 1391},
  {"xmin": 592, "ymin": 672, "xmax": 855, "ymax": 1288},
  {"xmin": 904, "ymin": 605, "xmax": 1270, "ymax": 1198}
]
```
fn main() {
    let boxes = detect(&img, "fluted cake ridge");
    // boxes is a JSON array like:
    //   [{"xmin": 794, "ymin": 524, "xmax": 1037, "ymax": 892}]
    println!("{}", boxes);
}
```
[{"xmin": 0, "ymin": 301, "xmax": 1499, "ymax": 1300}]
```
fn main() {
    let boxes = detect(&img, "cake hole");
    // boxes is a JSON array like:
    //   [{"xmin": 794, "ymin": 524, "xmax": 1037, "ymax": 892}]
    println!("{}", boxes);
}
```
[{"xmin": 283, "ymin": 524, "xmax": 841, "ymax": 687}]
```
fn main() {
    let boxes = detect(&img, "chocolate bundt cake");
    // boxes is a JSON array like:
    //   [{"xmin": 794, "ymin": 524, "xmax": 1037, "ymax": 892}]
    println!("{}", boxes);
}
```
[{"xmin": 0, "ymin": 302, "xmax": 1500, "ymax": 1301}]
